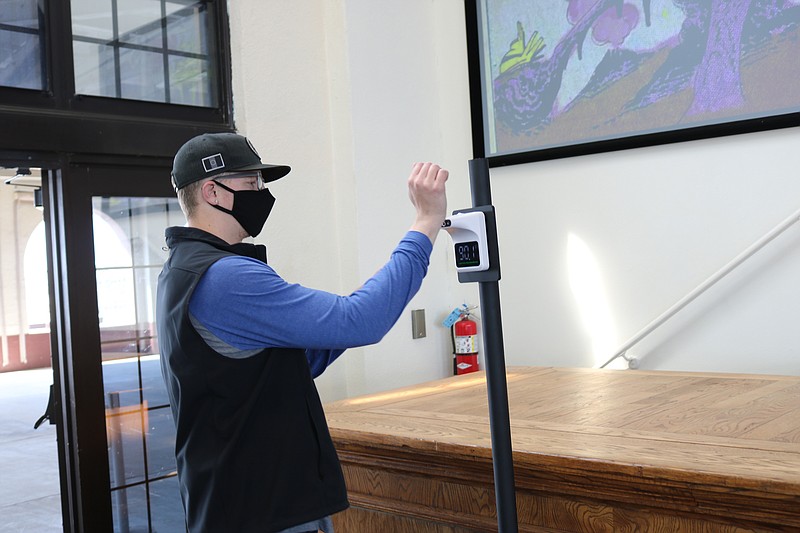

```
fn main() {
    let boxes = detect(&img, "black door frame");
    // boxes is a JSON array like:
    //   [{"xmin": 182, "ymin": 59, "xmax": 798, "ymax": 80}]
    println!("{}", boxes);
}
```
[
  {"xmin": 41, "ymin": 157, "xmax": 179, "ymax": 532},
  {"xmin": 2, "ymin": 2, "xmax": 235, "ymax": 528}
]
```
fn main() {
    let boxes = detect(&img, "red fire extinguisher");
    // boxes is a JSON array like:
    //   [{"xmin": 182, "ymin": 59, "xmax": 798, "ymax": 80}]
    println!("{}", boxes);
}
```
[{"xmin": 453, "ymin": 309, "xmax": 479, "ymax": 375}]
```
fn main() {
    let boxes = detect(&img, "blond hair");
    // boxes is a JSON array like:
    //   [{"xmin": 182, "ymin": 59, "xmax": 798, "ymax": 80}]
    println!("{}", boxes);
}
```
[{"xmin": 176, "ymin": 179, "xmax": 205, "ymax": 219}]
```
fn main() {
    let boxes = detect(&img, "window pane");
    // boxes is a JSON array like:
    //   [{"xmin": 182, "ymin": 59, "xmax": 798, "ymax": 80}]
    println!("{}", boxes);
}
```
[
  {"xmin": 141, "ymin": 354, "xmax": 169, "ymax": 408},
  {"xmin": 130, "ymin": 197, "xmax": 176, "ymax": 265},
  {"xmin": 0, "ymin": 0, "xmax": 45, "ymax": 90},
  {"xmin": 96, "ymin": 268, "xmax": 136, "ymax": 335},
  {"xmin": 145, "ymin": 407, "xmax": 176, "ymax": 478},
  {"xmin": 71, "ymin": 0, "xmax": 218, "ymax": 107},
  {"xmin": 119, "ymin": 47, "xmax": 165, "ymax": 103},
  {"xmin": 110, "ymin": 483, "xmax": 147, "ymax": 533},
  {"xmin": 117, "ymin": 0, "xmax": 162, "ymax": 47},
  {"xmin": 73, "ymin": 40, "xmax": 116, "ymax": 98},
  {"xmin": 106, "ymin": 399, "xmax": 146, "ymax": 488},
  {"xmin": 70, "ymin": 0, "xmax": 114, "ymax": 40},
  {"xmin": 103, "ymin": 360, "xmax": 141, "ymax": 408},
  {"xmin": 133, "ymin": 268, "xmax": 159, "ymax": 335},
  {"xmin": 168, "ymin": 55, "xmax": 213, "ymax": 107},
  {"xmin": 0, "ymin": 0, "xmax": 39, "ymax": 25},
  {"xmin": 166, "ymin": 3, "xmax": 208, "ymax": 55},
  {"xmin": 148, "ymin": 476, "xmax": 183, "ymax": 532}
]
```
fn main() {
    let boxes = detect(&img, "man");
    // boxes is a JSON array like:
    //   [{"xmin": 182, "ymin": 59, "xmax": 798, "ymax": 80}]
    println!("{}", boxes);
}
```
[{"xmin": 156, "ymin": 132, "xmax": 448, "ymax": 532}]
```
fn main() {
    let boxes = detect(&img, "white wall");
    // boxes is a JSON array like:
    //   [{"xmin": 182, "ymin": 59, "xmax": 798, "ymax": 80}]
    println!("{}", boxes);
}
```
[
  {"xmin": 229, "ymin": 2, "xmax": 352, "ymax": 402},
  {"xmin": 229, "ymin": 1, "xmax": 476, "ymax": 402},
  {"xmin": 493, "ymin": 129, "xmax": 800, "ymax": 376},
  {"xmin": 341, "ymin": 0, "xmax": 479, "ymax": 395},
  {"xmin": 0, "ymin": 169, "xmax": 42, "ymax": 335},
  {"xmin": 229, "ymin": 1, "xmax": 800, "ymax": 402}
]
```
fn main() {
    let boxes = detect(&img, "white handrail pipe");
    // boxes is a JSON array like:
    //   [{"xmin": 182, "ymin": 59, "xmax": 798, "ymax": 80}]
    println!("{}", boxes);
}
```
[{"xmin": 600, "ymin": 205, "xmax": 800, "ymax": 369}]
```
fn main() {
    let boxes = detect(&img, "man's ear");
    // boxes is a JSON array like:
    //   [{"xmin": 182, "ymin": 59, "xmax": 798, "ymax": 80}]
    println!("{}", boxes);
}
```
[{"xmin": 200, "ymin": 180, "xmax": 218, "ymax": 205}]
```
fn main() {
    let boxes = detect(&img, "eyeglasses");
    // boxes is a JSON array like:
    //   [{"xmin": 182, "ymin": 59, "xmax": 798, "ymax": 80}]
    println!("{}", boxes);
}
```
[{"xmin": 215, "ymin": 171, "xmax": 264, "ymax": 191}]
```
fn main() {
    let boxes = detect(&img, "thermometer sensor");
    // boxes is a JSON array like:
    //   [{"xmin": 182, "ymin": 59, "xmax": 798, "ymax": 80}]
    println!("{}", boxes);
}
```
[{"xmin": 442, "ymin": 205, "xmax": 500, "ymax": 283}]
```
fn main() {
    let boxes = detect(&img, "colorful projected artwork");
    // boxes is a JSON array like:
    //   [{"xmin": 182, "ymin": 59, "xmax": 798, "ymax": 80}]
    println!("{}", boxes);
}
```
[{"xmin": 476, "ymin": 0, "xmax": 800, "ymax": 159}]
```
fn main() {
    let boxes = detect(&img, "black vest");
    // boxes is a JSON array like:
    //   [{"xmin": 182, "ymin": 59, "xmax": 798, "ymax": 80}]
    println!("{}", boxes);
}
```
[{"xmin": 156, "ymin": 227, "xmax": 348, "ymax": 532}]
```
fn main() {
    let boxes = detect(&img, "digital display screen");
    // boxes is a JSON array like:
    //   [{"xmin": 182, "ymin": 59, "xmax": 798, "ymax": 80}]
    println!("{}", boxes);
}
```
[{"xmin": 455, "ymin": 241, "xmax": 481, "ymax": 268}]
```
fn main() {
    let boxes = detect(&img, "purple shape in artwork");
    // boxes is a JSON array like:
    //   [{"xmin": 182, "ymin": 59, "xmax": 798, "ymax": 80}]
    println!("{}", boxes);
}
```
[
  {"xmin": 688, "ymin": 0, "xmax": 751, "ymax": 115},
  {"xmin": 567, "ymin": 0, "xmax": 607, "ymax": 24},
  {"xmin": 592, "ymin": 4, "xmax": 640, "ymax": 46},
  {"xmin": 568, "ymin": 0, "xmax": 642, "ymax": 46}
]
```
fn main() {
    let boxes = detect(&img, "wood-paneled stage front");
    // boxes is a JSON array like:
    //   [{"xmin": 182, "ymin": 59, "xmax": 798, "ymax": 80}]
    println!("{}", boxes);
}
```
[{"xmin": 326, "ymin": 367, "xmax": 800, "ymax": 532}]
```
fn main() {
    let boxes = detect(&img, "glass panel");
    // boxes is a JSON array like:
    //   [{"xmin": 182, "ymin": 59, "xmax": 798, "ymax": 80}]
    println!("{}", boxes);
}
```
[
  {"xmin": 141, "ymin": 354, "xmax": 168, "ymax": 409},
  {"xmin": 70, "ymin": 0, "xmax": 114, "ymax": 40},
  {"xmin": 72, "ymin": 0, "xmax": 218, "ymax": 107},
  {"xmin": 168, "ymin": 55, "xmax": 212, "ymax": 107},
  {"xmin": 166, "ymin": 200, "xmax": 186, "ymax": 227},
  {"xmin": 110, "ymin": 483, "xmax": 148, "ymax": 533},
  {"xmin": 102, "ymin": 359, "xmax": 141, "ymax": 408},
  {"xmin": 119, "ymin": 48, "xmax": 165, "ymax": 103},
  {"xmin": 133, "ymin": 270, "xmax": 156, "ymax": 327},
  {"xmin": 0, "ymin": 0, "xmax": 39, "ymax": 25},
  {"xmin": 129, "ymin": 197, "xmax": 175, "ymax": 265},
  {"xmin": 149, "ymin": 476, "xmax": 183, "ymax": 532},
  {"xmin": 117, "ymin": 0, "xmax": 162, "ymax": 47},
  {"xmin": 133, "ymin": 268, "xmax": 159, "ymax": 349},
  {"xmin": 73, "ymin": 40, "xmax": 116, "ymax": 98},
  {"xmin": 97, "ymin": 268, "xmax": 136, "ymax": 339},
  {"xmin": 93, "ymin": 195, "xmax": 185, "ymax": 532},
  {"xmin": 106, "ymin": 399, "xmax": 146, "ymax": 488},
  {"xmin": 166, "ymin": 3, "xmax": 207, "ymax": 54},
  {"xmin": 145, "ymin": 407, "xmax": 176, "ymax": 478},
  {"xmin": 0, "ymin": 0, "xmax": 45, "ymax": 90}
]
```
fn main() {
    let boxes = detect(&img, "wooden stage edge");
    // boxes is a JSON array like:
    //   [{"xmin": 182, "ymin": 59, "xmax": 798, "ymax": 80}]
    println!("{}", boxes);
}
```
[{"xmin": 325, "ymin": 366, "xmax": 800, "ymax": 532}]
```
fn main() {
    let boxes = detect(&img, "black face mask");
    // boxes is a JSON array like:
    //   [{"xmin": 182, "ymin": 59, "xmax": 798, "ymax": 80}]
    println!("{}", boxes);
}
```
[{"xmin": 211, "ymin": 180, "xmax": 275, "ymax": 237}]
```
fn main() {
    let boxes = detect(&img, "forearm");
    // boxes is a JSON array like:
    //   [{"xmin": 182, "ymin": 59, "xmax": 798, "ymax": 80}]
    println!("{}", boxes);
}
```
[{"xmin": 296, "ymin": 232, "xmax": 431, "ymax": 348}]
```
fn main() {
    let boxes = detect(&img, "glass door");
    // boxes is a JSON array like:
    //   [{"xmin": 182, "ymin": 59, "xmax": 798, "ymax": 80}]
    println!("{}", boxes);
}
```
[
  {"xmin": 94, "ymin": 195, "xmax": 185, "ymax": 532},
  {"xmin": 49, "ymin": 161, "xmax": 185, "ymax": 532}
]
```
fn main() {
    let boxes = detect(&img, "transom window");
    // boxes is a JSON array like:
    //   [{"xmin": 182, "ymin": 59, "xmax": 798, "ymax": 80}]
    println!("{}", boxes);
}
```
[
  {"xmin": 0, "ymin": 0, "xmax": 46, "ymax": 91},
  {"xmin": 71, "ymin": 0, "xmax": 219, "ymax": 107}
]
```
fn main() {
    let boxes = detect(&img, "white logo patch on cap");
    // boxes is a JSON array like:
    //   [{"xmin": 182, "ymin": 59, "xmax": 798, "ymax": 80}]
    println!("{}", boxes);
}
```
[{"xmin": 202, "ymin": 153, "xmax": 225, "ymax": 172}]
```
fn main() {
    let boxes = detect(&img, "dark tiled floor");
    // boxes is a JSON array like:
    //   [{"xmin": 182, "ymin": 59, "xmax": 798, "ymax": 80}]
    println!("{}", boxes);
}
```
[{"xmin": 0, "ymin": 367, "xmax": 62, "ymax": 533}]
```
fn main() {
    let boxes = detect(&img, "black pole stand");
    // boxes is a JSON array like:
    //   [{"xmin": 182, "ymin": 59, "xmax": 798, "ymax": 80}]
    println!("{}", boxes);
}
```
[{"xmin": 463, "ymin": 158, "xmax": 519, "ymax": 532}]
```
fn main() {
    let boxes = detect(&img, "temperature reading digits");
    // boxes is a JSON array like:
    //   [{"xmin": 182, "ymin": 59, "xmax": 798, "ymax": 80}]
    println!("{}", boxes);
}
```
[
  {"xmin": 443, "ymin": 210, "xmax": 490, "ymax": 274},
  {"xmin": 455, "ymin": 241, "xmax": 480, "ymax": 268}
]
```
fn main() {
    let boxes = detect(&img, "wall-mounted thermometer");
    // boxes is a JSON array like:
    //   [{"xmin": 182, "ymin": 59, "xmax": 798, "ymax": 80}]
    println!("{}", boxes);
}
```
[
  {"xmin": 443, "ymin": 211, "xmax": 489, "ymax": 273},
  {"xmin": 442, "ymin": 205, "xmax": 500, "ymax": 283}
]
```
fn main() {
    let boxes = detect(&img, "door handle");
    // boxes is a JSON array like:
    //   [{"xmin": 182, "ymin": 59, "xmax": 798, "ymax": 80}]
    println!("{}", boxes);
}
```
[{"xmin": 34, "ymin": 384, "xmax": 55, "ymax": 429}]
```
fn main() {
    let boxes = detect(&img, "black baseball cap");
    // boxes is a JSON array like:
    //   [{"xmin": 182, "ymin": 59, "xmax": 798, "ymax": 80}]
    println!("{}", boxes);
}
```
[{"xmin": 171, "ymin": 132, "xmax": 291, "ymax": 190}]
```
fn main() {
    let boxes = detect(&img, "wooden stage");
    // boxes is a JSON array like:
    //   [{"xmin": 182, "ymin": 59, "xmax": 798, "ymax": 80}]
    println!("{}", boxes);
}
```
[{"xmin": 325, "ymin": 367, "xmax": 800, "ymax": 532}]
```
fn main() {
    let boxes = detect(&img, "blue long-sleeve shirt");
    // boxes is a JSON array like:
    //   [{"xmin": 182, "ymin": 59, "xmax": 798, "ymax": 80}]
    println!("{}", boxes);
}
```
[{"xmin": 188, "ymin": 231, "xmax": 432, "ymax": 377}]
